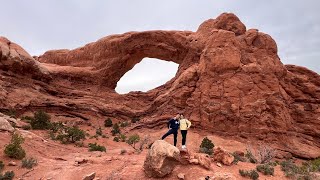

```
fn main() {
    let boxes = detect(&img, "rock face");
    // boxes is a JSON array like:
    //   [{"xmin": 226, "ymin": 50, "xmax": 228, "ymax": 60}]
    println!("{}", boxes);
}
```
[
  {"xmin": 0, "ymin": 37, "xmax": 50, "ymax": 81},
  {"xmin": 0, "ymin": 13, "xmax": 319, "ymax": 159},
  {"xmin": 143, "ymin": 140, "xmax": 180, "ymax": 177}
]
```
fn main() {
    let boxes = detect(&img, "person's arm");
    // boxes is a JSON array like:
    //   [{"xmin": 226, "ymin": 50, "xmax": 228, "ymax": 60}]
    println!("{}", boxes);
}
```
[
  {"xmin": 187, "ymin": 119, "xmax": 192, "ymax": 128},
  {"xmin": 167, "ymin": 119, "xmax": 172, "ymax": 129}
]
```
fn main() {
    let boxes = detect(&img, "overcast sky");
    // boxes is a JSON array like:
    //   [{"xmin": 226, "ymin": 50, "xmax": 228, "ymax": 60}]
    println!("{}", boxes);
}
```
[{"xmin": 0, "ymin": 0, "xmax": 319, "ymax": 93}]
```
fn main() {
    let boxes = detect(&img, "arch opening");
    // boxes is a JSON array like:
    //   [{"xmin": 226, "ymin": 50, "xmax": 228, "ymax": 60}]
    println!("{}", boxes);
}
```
[{"xmin": 115, "ymin": 58, "xmax": 179, "ymax": 94}]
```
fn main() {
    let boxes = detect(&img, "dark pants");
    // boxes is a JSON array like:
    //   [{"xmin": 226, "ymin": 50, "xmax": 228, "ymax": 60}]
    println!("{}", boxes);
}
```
[
  {"xmin": 161, "ymin": 129, "xmax": 178, "ymax": 146},
  {"xmin": 181, "ymin": 130, "xmax": 188, "ymax": 145}
]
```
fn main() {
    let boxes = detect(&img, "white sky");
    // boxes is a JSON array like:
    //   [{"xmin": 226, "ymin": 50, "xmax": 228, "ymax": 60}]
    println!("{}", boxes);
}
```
[{"xmin": 0, "ymin": 0, "xmax": 319, "ymax": 93}]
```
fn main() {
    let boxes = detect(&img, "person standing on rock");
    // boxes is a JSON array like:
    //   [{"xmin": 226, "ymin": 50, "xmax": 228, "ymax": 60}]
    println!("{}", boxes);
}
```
[
  {"xmin": 161, "ymin": 114, "xmax": 180, "ymax": 146},
  {"xmin": 179, "ymin": 114, "xmax": 191, "ymax": 149}
]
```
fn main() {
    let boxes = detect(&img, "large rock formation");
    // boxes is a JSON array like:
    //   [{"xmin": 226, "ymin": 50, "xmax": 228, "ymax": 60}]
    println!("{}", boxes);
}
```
[
  {"xmin": 143, "ymin": 140, "xmax": 181, "ymax": 177},
  {"xmin": 0, "ymin": 13, "xmax": 319, "ymax": 159}
]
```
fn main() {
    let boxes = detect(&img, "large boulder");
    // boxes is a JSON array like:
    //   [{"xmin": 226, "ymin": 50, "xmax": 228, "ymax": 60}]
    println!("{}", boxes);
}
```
[
  {"xmin": 0, "ymin": 113, "xmax": 14, "ymax": 132},
  {"xmin": 143, "ymin": 140, "xmax": 180, "ymax": 178},
  {"xmin": 213, "ymin": 147, "xmax": 234, "ymax": 166}
]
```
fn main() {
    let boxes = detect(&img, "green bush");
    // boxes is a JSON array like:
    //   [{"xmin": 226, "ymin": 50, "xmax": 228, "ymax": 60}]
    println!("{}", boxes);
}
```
[
  {"xmin": 245, "ymin": 149, "xmax": 258, "ymax": 164},
  {"xmin": 21, "ymin": 157, "xmax": 38, "ymax": 169},
  {"xmin": 256, "ymin": 164, "xmax": 274, "ymax": 175},
  {"xmin": 104, "ymin": 118, "xmax": 113, "ymax": 127},
  {"xmin": 199, "ymin": 137, "xmax": 214, "ymax": 155},
  {"xmin": 96, "ymin": 127, "xmax": 102, "ymax": 136},
  {"xmin": 301, "ymin": 158, "xmax": 320, "ymax": 173},
  {"xmin": 21, "ymin": 125, "xmax": 31, "ymax": 130},
  {"xmin": 120, "ymin": 121, "xmax": 129, "ymax": 127},
  {"xmin": 21, "ymin": 116, "xmax": 33, "ymax": 123},
  {"xmin": 50, "ymin": 122, "xmax": 64, "ymax": 133},
  {"xmin": 111, "ymin": 123, "xmax": 120, "ymax": 136},
  {"xmin": 4, "ymin": 133, "xmax": 26, "ymax": 160},
  {"xmin": 56, "ymin": 126, "xmax": 85, "ymax": 143},
  {"xmin": 127, "ymin": 134, "xmax": 140, "ymax": 149},
  {"xmin": 232, "ymin": 152, "xmax": 246, "ymax": 164},
  {"xmin": 113, "ymin": 136, "xmax": 120, "ymax": 142},
  {"xmin": 0, "ymin": 161, "xmax": 4, "ymax": 171},
  {"xmin": 0, "ymin": 171, "xmax": 15, "ymax": 180},
  {"xmin": 88, "ymin": 143, "xmax": 106, "ymax": 152},
  {"xmin": 131, "ymin": 117, "xmax": 140, "ymax": 123},
  {"xmin": 239, "ymin": 169, "xmax": 259, "ymax": 180},
  {"xmin": 280, "ymin": 160, "xmax": 300, "ymax": 177},
  {"xmin": 119, "ymin": 134, "xmax": 127, "ymax": 142},
  {"xmin": 30, "ymin": 110, "xmax": 51, "ymax": 130},
  {"xmin": 3, "ymin": 109, "xmax": 17, "ymax": 118}
]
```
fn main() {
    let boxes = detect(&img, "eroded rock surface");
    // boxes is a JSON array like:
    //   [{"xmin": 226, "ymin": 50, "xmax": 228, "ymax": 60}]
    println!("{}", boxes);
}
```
[{"xmin": 0, "ymin": 13, "xmax": 319, "ymax": 158}]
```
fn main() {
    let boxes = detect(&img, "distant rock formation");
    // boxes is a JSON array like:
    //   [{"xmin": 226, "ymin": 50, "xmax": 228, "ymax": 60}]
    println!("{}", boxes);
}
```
[{"xmin": 0, "ymin": 13, "xmax": 319, "ymax": 159}]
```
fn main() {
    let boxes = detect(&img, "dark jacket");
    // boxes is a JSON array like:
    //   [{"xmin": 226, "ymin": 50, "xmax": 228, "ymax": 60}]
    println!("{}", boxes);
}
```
[{"xmin": 167, "ymin": 118, "xmax": 180, "ymax": 130}]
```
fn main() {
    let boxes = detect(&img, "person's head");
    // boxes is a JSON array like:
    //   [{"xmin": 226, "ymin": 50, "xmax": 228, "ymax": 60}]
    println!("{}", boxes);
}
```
[
  {"xmin": 180, "ymin": 113, "xmax": 184, "ymax": 119},
  {"xmin": 175, "ymin": 114, "xmax": 180, "ymax": 120}
]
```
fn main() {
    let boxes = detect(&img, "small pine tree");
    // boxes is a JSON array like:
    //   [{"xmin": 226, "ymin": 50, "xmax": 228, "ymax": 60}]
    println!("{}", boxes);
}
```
[
  {"xmin": 127, "ymin": 134, "xmax": 140, "ymax": 149},
  {"xmin": 30, "ymin": 110, "xmax": 51, "ymax": 130},
  {"xmin": 111, "ymin": 123, "xmax": 120, "ymax": 136},
  {"xmin": 4, "ymin": 133, "xmax": 26, "ymax": 160},
  {"xmin": 199, "ymin": 137, "xmax": 214, "ymax": 155},
  {"xmin": 104, "ymin": 118, "xmax": 113, "ymax": 127}
]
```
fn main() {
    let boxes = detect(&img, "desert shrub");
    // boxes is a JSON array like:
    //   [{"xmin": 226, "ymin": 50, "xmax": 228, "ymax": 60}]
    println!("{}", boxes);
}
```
[
  {"xmin": 96, "ymin": 127, "xmax": 102, "ymax": 136},
  {"xmin": 104, "ymin": 118, "xmax": 113, "ymax": 127},
  {"xmin": 119, "ymin": 134, "xmax": 127, "ymax": 142},
  {"xmin": 101, "ymin": 135, "xmax": 107, "ymax": 138},
  {"xmin": 21, "ymin": 124, "xmax": 31, "ymax": 130},
  {"xmin": 113, "ymin": 136, "xmax": 120, "ymax": 142},
  {"xmin": 232, "ymin": 152, "xmax": 246, "ymax": 164},
  {"xmin": 138, "ymin": 135, "xmax": 151, "ymax": 151},
  {"xmin": 4, "ymin": 133, "xmax": 26, "ymax": 160},
  {"xmin": 111, "ymin": 123, "xmax": 120, "ymax": 136},
  {"xmin": 120, "ymin": 121, "xmax": 129, "ymax": 127},
  {"xmin": 257, "ymin": 145, "xmax": 275, "ymax": 164},
  {"xmin": 127, "ymin": 134, "xmax": 140, "ymax": 149},
  {"xmin": 301, "ymin": 158, "xmax": 320, "ymax": 173},
  {"xmin": 245, "ymin": 148, "xmax": 258, "ymax": 164},
  {"xmin": 30, "ymin": 110, "xmax": 51, "ymax": 130},
  {"xmin": 0, "ymin": 171, "xmax": 15, "ymax": 180},
  {"xmin": 280, "ymin": 159, "xmax": 300, "ymax": 177},
  {"xmin": 56, "ymin": 126, "xmax": 85, "ymax": 143},
  {"xmin": 3, "ymin": 109, "xmax": 17, "ymax": 118},
  {"xmin": 50, "ymin": 122, "xmax": 64, "ymax": 133},
  {"xmin": 131, "ymin": 117, "xmax": 140, "ymax": 123},
  {"xmin": 0, "ymin": 161, "xmax": 4, "ymax": 171},
  {"xmin": 88, "ymin": 143, "xmax": 106, "ymax": 152},
  {"xmin": 21, "ymin": 157, "xmax": 38, "ymax": 169},
  {"xmin": 256, "ymin": 164, "xmax": 274, "ymax": 175},
  {"xmin": 239, "ymin": 169, "xmax": 259, "ymax": 180},
  {"xmin": 199, "ymin": 137, "xmax": 214, "ymax": 155}
]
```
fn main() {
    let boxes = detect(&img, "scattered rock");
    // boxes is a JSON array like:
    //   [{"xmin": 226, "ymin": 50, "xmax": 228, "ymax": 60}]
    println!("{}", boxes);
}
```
[
  {"xmin": 194, "ymin": 153, "xmax": 211, "ymax": 169},
  {"xmin": 177, "ymin": 173, "xmax": 185, "ymax": 179},
  {"xmin": 189, "ymin": 159, "xmax": 199, "ymax": 165},
  {"xmin": 75, "ymin": 157, "xmax": 88, "ymax": 165},
  {"xmin": 213, "ymin": 147, "xmax": 234, "ymax": 166},
  {"xmin": 216, "ymin": 162, "xmax": 222, "ymax": 167},
  {"xmin": 8, "ymin": 161, "xmax": 17, "ymax": 166},
  {"xmin": 233, "ymin": 151, "xmax": 244, "ymax": 157},
  {"xmin": 143, "ymin": 140, "xmax": 180, "ymax": 178},
  {"xmin": 82, "ymin": 172, "xmax": 96, "ymax": 180}
]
